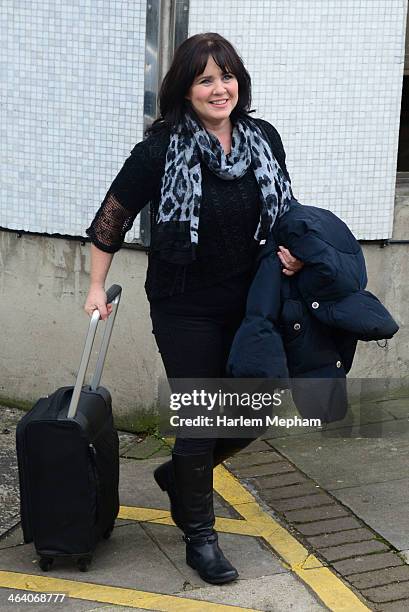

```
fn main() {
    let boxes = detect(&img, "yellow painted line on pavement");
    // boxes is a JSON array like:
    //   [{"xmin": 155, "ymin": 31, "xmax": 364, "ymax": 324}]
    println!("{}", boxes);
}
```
[
  {"xmin": 118, "ymin": 507, "xmax": 172, "ymax": 523},
  {"xmin": 214, "ymin": 517, "xmax": 261, "ymax": 537},
  {"xmin": 0, "ymin": 466, "xmax": 370, "ymax": 611},
  {"xmin": 0, "ymin": 571, "xmax": 260, "ymax": 612},
  {"xmin": 119, "ymin": 506, "xmax": 262, "ymax": 536},
  {"xmin": 213, "ymin": 465, "xmax": 370, "ymax": 612}
]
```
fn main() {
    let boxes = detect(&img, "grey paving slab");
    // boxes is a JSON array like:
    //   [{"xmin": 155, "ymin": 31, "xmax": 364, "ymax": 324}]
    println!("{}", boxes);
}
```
[
  {"xmin": 362, "ymin": 581, "xmax": 409, "ymax": 604},
  {"xmin": 143, "ymin": 522, "xmax": 287, "ymax": 588},
  {"xmin": 306, "ymin": 528, "xmax": 375, "ymax": 548},
  {"xmin": 260, "ymin": 482, "xmax": 322, "ymax": 500},
  {"xmin": 121, "ymin": 436, "xmax": 171, "ymax": 460},
  {"xmin": 331, "ymin": 478, "xmax": 409, "ymax": 551},
  {"xmin": 0, "ymin": 588, "xmax": 123, "ymax": 612},
  {"xmin": 235, "ymin": 439, "xmax": 273, "ymax": 454},
  {"xmin": 118, "ymin": 432, "xmax": 142, "ymax": 455},
  {"xmin": 174, "ymin": 573, "xmax": 326, "ymax": 611},
  {"xmin": 331, "ymin": 551, "xmax": 404, "ymax": 575},
  {"xmin": 0, "ymin": 586, "xmax": 147, "ymax": 612},
  {"xmin": 119, "ymin": 457, "xmax": 171, "ymax": 510},
  {"xmin": 376, "ymin": 397, "xmax": 409, "ymax": 420},
  {"xmin": 234, "ymin": 461, "xmax": 296, "ymax": 479},
  {"xmin": 0, "ymin": 523, "xmax": 324, "ymax": 611},
  {"xmin": 119, "ymin": 457, "xmax": 240, "ymax": 519},
  {"xmin": 374, "ymin": 600, "xmax": 409, "ymax": 611},
  {"xmin": 0, "ymin": 521, "xmax": 134, "ymax": 552},
  {"xmin": 263, "ymin": 394, "xmax": 394, "ymax": 441},
  {"xmin": 227, "ymin": 450, "xmax": 284, "ymax": 468},
  {"xmin": 268, "ymin": 420, "xmax": 409, "ymax": 491},
  {"xmin": 348, "ymin": 401, "xmax": 397, "ymax": 425},
  {"xmin": 0, "ymin": 523, "xmax": 186, "ymax": 594},
  {"xmin": 347, "ymin": 565, "xmax": 409, "ymax": 590},
  {"xmin": 2, "ymin": 402, "xmax": 398, "ymax": 611},
  {"xmin": 261, "ymin": 426, "xmax": 291, "ymax": 440},
  {"xmin": 296, "ymin": 516, "xmax": 362, "ymax": 536},
  {"xmin": 0, "ymin": 524, "xmax": 25, "ymax": 551}
]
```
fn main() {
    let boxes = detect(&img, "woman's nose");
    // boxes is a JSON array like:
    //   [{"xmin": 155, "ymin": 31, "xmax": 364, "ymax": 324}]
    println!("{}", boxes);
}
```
[{"xmin": 212, "ymin": 79, "xmax": 227, "ymax": 94}]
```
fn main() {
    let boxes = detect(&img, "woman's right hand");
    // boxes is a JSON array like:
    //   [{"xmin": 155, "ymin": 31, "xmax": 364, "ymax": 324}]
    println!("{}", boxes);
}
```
[{"xmin": 84, "ymin": 285, "xmax": 113, "ymax": 320}]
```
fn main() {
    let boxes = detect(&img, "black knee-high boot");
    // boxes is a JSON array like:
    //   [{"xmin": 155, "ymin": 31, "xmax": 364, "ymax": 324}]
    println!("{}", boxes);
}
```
[
  {"xmin": 153, "ymin": 438, "xmax": 253, "ymax": 529},
  {"xmin": 172, "ymin": 451, "xmax": 238, "ymax": 584}
]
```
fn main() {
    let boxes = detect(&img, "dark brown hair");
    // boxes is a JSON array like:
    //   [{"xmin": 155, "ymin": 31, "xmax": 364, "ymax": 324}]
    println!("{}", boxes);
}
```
[{"xmin": 147, "ymin": 33, "xmax": 253, "ymax": 134}]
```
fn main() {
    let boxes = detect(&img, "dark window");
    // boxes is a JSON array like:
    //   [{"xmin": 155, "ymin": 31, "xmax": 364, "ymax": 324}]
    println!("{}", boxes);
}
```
[
  {"xmin": 397, "ymin": 76, "xmax": 409, "ymax": 172},
  {"xmin": 397, "ymin": 13, "xmax": 409, "ymax": 172}
]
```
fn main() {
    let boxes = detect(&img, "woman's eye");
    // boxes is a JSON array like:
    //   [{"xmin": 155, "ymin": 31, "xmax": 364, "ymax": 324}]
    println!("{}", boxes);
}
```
[{"xmin": 197, "ymin": 74, "xmax": 233, "ymax": 85}]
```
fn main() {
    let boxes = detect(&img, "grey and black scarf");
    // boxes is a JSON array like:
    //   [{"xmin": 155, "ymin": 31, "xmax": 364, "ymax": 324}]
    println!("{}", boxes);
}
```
[{"xmin": 152, "ymin": 113, "xmax": 294, "ymax": 264}]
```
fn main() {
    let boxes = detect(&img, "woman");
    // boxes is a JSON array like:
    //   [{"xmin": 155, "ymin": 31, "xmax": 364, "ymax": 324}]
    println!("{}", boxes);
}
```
[{"xmin": 85, "ymin": 32, "xmax": 302, "ymax": 584}]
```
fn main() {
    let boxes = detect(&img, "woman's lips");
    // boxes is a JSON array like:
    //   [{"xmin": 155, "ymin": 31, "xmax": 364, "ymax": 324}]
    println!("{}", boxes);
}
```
[{"xmin": 209, "ymin": 99, "xmax": 229, "ymax": 107}]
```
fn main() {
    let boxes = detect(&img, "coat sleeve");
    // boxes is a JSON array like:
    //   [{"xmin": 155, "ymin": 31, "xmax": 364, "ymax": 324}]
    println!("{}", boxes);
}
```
[
  {"xmin": 85, "ymin": 131, "xmax": 168, "ymax": 253},
  {"xmin": 226, "ymin": 239, "xmax": 289, "ymax": 380}
]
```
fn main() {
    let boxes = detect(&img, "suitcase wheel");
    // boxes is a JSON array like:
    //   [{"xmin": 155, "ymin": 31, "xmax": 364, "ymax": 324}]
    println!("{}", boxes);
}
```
[
  {"xmin": 103, "ymin": 524, "xmax": 115, "ymax": 540},
  {"xmin": 39, "ymin": 557, "xmax": 54, "ymax": 572},
  {"xmin": 77, "ymin": 555, "xmax": 92, "ymax": 572}
]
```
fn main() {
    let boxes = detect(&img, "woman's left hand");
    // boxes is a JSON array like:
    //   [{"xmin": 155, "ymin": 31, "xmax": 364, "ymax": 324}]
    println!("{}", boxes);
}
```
[{"xmin": 277, "ymin": 245, "xmax": 304, "ymax": 276}]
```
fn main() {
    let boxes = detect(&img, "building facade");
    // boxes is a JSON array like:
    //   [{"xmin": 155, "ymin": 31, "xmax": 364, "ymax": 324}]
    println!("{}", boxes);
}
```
[{"xmin": 1, "ymin": 1, "xmax": 408, "ymax": 422}]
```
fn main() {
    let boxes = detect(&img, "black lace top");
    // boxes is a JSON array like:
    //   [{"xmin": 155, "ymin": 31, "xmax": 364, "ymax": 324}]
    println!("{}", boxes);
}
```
[{"xmin": 86, "ymin": 118, "xmax": 291, "ymax": 301}]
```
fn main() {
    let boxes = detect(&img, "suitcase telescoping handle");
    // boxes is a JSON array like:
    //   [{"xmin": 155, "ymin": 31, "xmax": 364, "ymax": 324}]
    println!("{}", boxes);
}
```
[{"xmin": 67, "ymin": 284, "xmax": 122, "ymax": 419}]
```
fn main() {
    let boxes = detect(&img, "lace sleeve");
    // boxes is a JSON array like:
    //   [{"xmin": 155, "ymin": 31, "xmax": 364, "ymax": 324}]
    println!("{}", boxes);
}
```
[
  {"xmin": 85, "ymin": 130, "xmax": 169, "ymax": 252},
  {"xmin": 85, "ymin": 192, "xmax": 137, "ymax": 253}
]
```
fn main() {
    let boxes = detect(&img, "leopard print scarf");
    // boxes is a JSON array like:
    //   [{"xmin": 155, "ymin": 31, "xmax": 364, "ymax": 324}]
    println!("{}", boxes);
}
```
[{"xmin": 154, "ymin": 113, "xmax": 294, "ymax": 264}]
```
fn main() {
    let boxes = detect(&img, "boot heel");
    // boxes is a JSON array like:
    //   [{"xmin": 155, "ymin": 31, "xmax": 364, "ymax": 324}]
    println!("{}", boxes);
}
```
[
  {"xmin": 154, "ymin": 461, "xmax": 183, "ymax": 529},
  {"xmin": 154, "ymin": 464, "xmax": 168, "ymax": 491}
]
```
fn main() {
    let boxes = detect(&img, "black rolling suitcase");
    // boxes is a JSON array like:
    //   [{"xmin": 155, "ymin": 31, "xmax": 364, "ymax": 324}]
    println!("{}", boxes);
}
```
[{"xmin": 16, "ymin": 285, "xmax": 122, "ymax": 572}]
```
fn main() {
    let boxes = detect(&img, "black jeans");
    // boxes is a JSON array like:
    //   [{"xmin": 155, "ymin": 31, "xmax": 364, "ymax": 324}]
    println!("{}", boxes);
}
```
[{"xmin": 150, "ymin": 273, "xmax": 255, "ymax": 457}]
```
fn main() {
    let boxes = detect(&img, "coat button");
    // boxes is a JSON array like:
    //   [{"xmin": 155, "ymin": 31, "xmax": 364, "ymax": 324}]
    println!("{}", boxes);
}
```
[
  {"xmin": 312, "ymin": 301, "xmax": 319, "ymax": 309},
  {"xmin": 336, "ymin": 361, "xmax": 342, "ymax": 368},
  {"xmin": 294, "ymin": 323, "xmax": 301, "ymax": 331}
]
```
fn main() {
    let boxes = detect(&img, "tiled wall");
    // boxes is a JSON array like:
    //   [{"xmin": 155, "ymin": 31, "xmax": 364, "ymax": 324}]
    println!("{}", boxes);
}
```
[
  {"xmin": 2, "ymin": 2, "xmax": 407, "ymax": 241},
  {"xmin": 189, "ymin": 0, "xmax": 407, "ymax": 239},
  {"xmin": 1, "ymin": 0, "xmax": 146, "ymax": 240}
]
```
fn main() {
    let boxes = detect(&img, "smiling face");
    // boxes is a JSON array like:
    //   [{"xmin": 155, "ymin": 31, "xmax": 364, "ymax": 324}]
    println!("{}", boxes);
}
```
[{"xmin": 185, "ymin": 55, "xmax": 239, "ymax": 130}]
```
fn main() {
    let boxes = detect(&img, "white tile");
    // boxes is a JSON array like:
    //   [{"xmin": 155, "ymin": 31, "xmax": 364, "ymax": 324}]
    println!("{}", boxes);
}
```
[
  {"xmin": 189, "ymin": 0, "xmax": 407, "ymax": 239},
  {"xmin": 1, "ymin": 0, "xmax": 146, "ymax": 240},
  {"xmin": 2, "ymin": 1, "xmax": 407, "ymax": 241}
]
